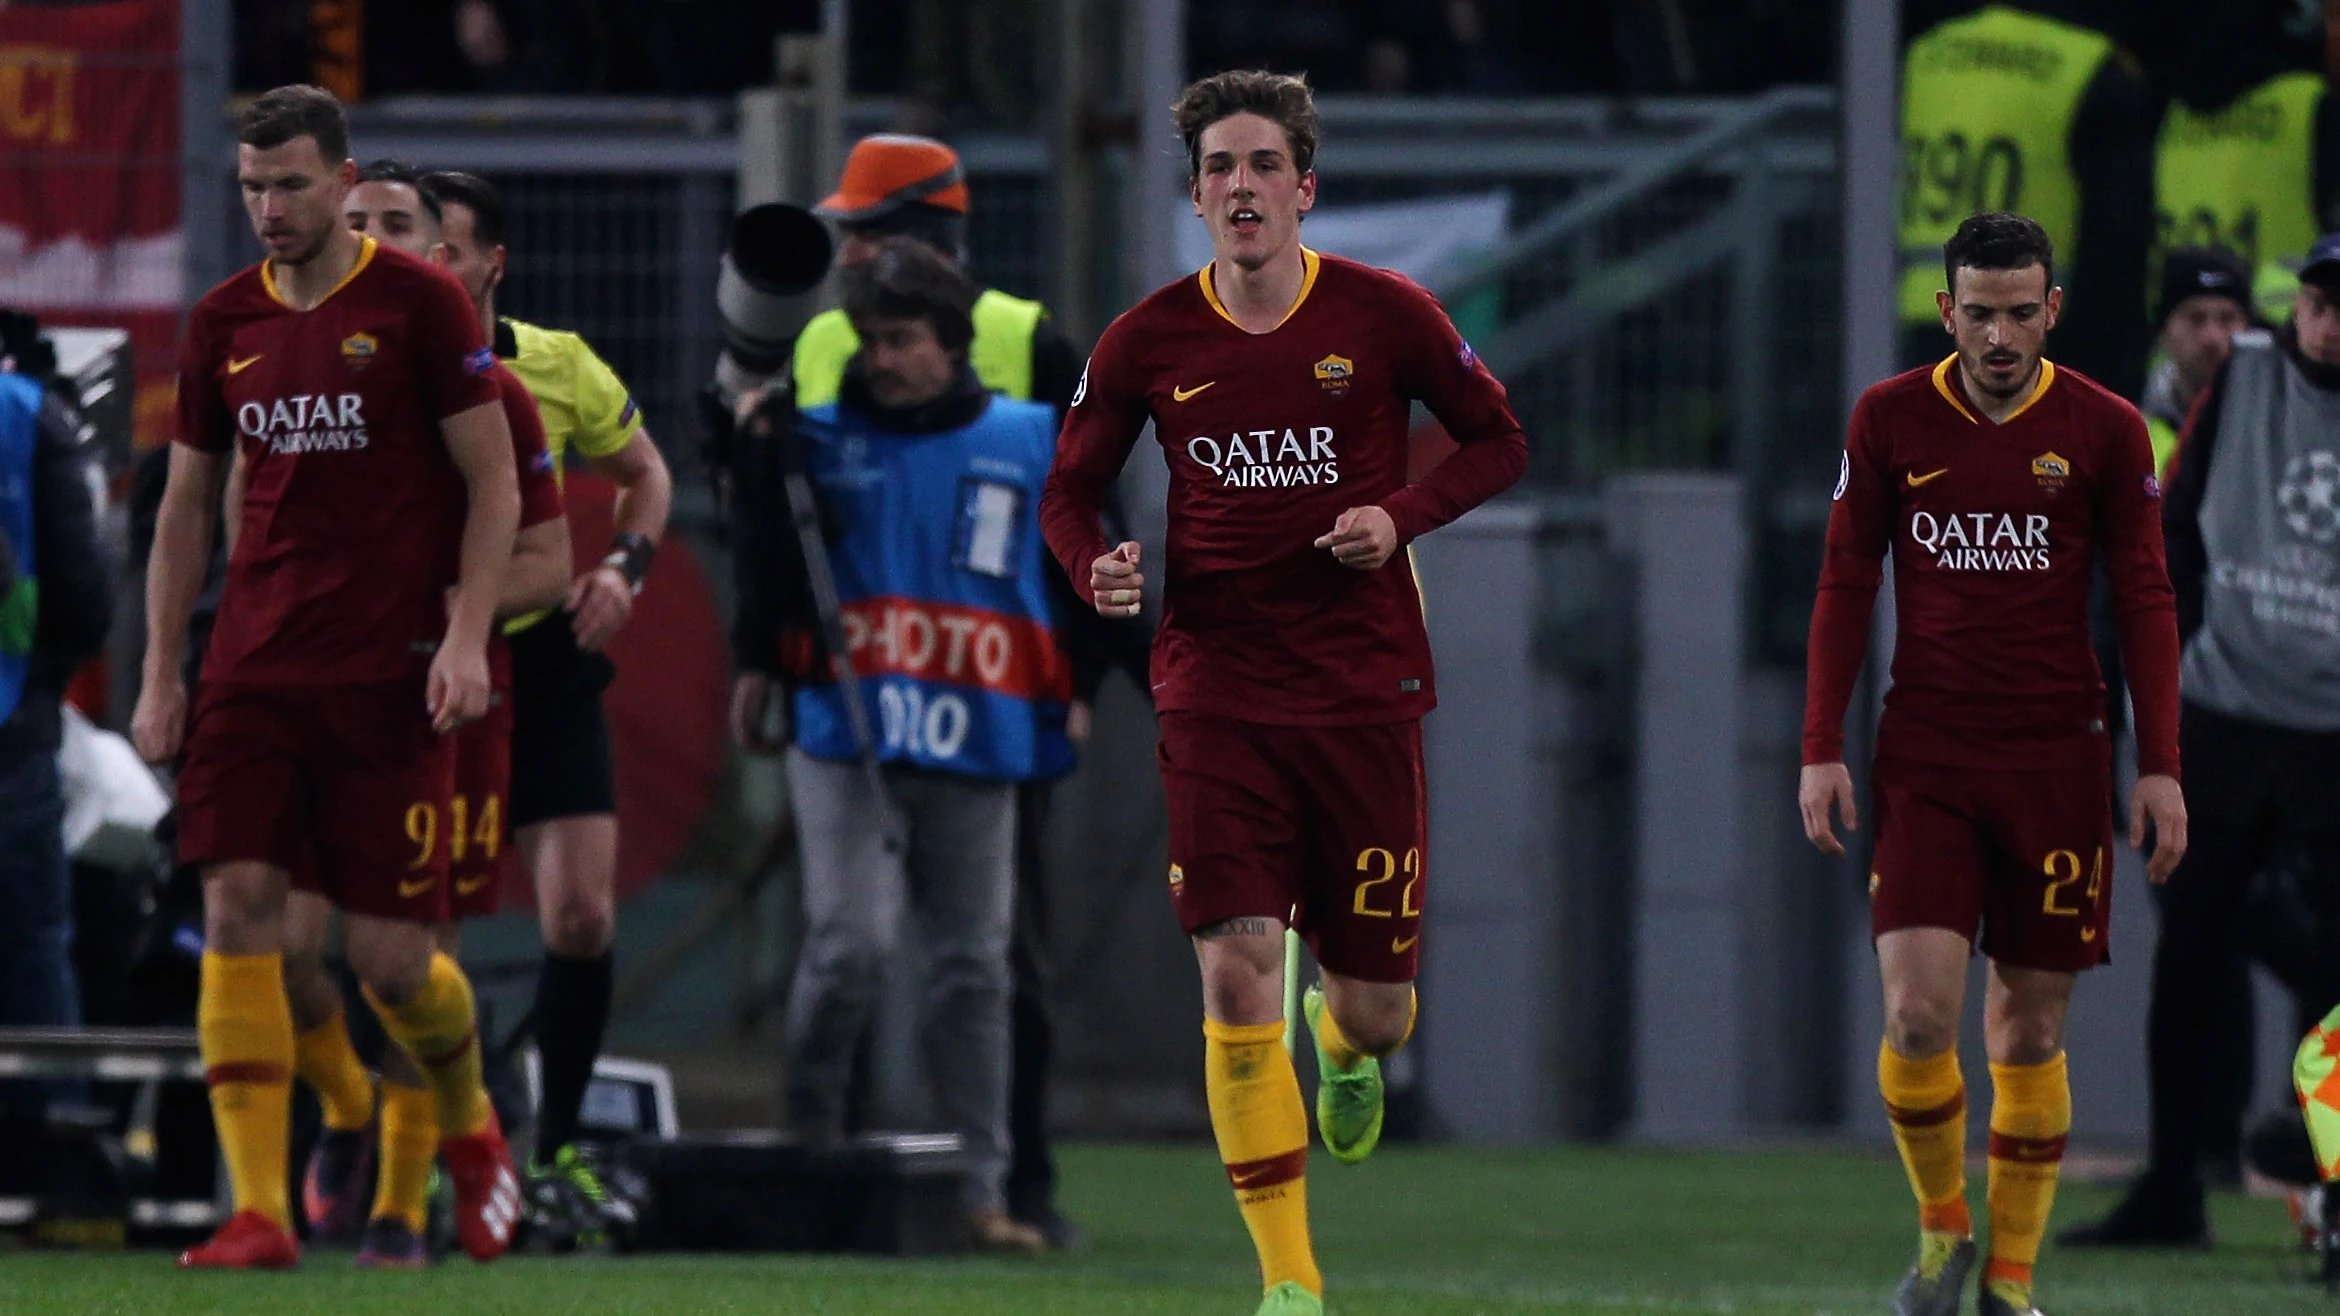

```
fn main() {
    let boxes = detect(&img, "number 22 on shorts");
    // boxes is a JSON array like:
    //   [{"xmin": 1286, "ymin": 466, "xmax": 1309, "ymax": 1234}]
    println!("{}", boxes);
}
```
[{"xmin": 1353, "ymin": 847, "xmax": 1422, "ymax": 919}]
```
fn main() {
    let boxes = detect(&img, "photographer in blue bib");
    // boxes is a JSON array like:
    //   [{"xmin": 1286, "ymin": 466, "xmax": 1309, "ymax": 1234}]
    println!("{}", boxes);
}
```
[
  {"xmin": 729, "ymin": 237, "xmax": 1085, "ymax": 1255},
  {"xmin": 0, "ymin": 311, "xmax": 113, "ymax": 1061},
  {"xmin": 729, "ymin": 134, "xmax": 1146, "ymax": 1251}
]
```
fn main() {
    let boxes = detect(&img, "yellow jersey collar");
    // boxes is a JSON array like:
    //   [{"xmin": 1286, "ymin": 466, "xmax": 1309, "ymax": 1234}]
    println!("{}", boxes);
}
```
[
  {"xmin": 1931, "ymin": 354, "xmax": 2056, "ymax": 425},
  {"xmin": 1199, "ymin": 247, "xmax": 1320, "ymax": 333}
]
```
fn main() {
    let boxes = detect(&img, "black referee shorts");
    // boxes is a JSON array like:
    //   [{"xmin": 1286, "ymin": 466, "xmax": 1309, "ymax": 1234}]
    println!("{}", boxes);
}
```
[{"xmin": 508, "ymin": 616, "xmax": 618, "ymax": 828}]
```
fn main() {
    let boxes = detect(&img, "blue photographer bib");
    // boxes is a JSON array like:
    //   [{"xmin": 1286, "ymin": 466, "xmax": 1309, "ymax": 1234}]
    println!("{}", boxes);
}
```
[{"xmin": 790, "ymin": 393, "xmax": 1075, "ymax": 782}]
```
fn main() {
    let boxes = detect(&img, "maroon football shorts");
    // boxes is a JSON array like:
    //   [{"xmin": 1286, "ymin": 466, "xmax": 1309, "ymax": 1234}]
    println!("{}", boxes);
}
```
[
  {"xmin": 178, "ymin": 679, "xmax": 456, "ymax": 924},
  {"xmin": 446, "ymin": 679, "xmax": 515, "ymax": 921},
  {"xmin": 1157, "ymin": 711, "xmax": 1427, "ymax": 983},
  {"xmin": 1868, "ymin": 751, "xmax": 2116, "ymax": 972}
]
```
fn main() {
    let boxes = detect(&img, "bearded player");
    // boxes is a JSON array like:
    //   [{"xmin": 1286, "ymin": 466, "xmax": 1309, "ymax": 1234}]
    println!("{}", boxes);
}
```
[
  {"xmin": 133, "ymin": 86, "xmax": 525, "ymax": 1268},
  {"xmin": 282, "ymin": 158, "xmax": 572, "ymax": 1268},
  {"xmin": 1038, "ymin": 70, "xmax": 1526, "ymax": 1316},
  {"xmin": 1799, "ymin": 211, "xmax": 2187, "ymax": 1316}
]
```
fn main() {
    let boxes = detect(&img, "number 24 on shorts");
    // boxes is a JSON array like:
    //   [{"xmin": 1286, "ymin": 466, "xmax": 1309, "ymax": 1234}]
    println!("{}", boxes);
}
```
[
  {"xmin": 2040, "ymin": 846, "xmax": 2104, "ymax": 918},
  {"xmin": 403, "ymin": 797, "xmax": 504, "ymax": 869}
]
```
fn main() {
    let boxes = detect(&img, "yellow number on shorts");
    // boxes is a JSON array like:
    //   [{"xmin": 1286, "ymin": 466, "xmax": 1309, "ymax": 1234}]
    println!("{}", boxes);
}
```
[
  {"xmin": 449, "ymin": 795, "xmax": 470, "ymax": 862},
  {"xmin": 1354, "ymin": 847, "xmax": 1423, "ymax": 919},
  {"xmin": 474, "ymin": 794, "xmax": 502, "ymax": 861},
  {"xmin": 2041, "ymin": 847, "xmax": 2104, "ymax": 917},
  {"xmin": 1354, "ymin": 848, "xmax": 1396, "ymax": 918},
  {"xmin": 404, "ymin": 803, "xmax": 439, "ymax": 871}
]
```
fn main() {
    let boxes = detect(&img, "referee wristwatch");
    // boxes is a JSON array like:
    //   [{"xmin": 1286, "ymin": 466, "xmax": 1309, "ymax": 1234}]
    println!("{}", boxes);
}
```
[{"xmin": 604, "ymin": 532, "xmax": 656, "ymax": 596}]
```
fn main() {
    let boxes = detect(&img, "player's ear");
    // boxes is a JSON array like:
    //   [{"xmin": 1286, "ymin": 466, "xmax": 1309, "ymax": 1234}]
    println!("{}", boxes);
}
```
[
  {"xmin": 1936, "ymin": 288, "xmax": 1956, "ymax": 335},
  {"xmin": 335, "ymin": 158, "xmax": 357, "ymax": 188},
  {"xmin": 2045, "ymin": 285, "xmax": 2064, "ymax": 329},
  {"xmin": 427, "ymin": 241, "xmax": 450, "ymax": 267},
  {"xmin": 487, "ymin": 246, "xmax": 507, "ymax": 296},
  {"xmin": 1189, "ymin": 173, "xmax": 1203, "ymax": 216},
  {"xmin": 1297, "ymin": 170, "xmax": 1317, "ymax": 215}
]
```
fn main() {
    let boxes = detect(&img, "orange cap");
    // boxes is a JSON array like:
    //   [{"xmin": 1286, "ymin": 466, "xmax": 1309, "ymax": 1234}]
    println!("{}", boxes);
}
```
[{"xmin": 815, "ymin": 134, "xmax": 970, "ymax": 221}]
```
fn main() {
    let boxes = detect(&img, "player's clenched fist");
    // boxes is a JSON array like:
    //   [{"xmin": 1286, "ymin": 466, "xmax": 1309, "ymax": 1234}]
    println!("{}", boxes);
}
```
[
  {"xmin": 130, "ymin": 673, "xmax": 188, "ymax": 764},
  {"xmin": 427, "ymin": 641, "xmax": 492, "ymax": 733},
  {"xmin": 1316, "ymin": 506, "xmax": 1398, "ymax": 571},
  {"xmin": 1091, "ymin": 541, "xmax": 1144, "ymax": 617},
  {"xmin": 1798, "ymin": 761, "xmax": 1859, "ymax": 857}
]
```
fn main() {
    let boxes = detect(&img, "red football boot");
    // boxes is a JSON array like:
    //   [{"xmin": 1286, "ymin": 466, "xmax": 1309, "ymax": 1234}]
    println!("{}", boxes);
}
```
[
  {"xmin": 178, "ymin": 1209, "xmax": 301, "ymax": 1269},
  {"xmin": 441, "ymin": 1111, "xmax": 523, "ymax": 1261}
]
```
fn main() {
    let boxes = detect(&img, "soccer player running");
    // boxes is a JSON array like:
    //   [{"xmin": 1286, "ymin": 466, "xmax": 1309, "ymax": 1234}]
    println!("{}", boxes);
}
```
[
  {"xmin": 131, "ymin": 85, "xmax": 525, "ymax": 1269},
  {"xmin": 422, "ymin": 169, "xmax": 675, "ymax": 1241},
  {"xmin": 1039, "ymin": 71, "xmax": 1526, "ymax": 1316},
  {"xmin": 1800, "ymin": 212, "xmax": 2187, "ymax": 1316},
  {"xmin": 284, "ymin": 159, "xmax": 574, "ymax": 1268}
]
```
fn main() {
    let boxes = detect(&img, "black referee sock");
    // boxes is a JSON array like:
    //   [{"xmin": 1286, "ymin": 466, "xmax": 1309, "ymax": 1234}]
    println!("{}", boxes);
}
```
[{"xmin": 534, "ymin": 949, "xmax": 613, "ymax": 1165}]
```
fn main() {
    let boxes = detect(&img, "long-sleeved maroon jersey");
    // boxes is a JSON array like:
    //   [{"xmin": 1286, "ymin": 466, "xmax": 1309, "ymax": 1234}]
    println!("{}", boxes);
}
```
[
  {"xmin": 1803, "ymin": 357, "xmax": 2181, "ymax": 779},
  {"xmin": 1041, "ymin": 250, "xmax": 1526, "ymax": 725}
]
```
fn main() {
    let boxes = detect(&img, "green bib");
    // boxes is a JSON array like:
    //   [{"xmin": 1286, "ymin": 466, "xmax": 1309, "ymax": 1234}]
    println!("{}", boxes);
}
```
[
  {"xmin": 791, "ymin": 289, "xmax": 1046, "ymax": 409},
  {"xmin": 2156, "ymin": 72, "xmax": 2323, "ymax": 320},
  {"xmin": 1897, "ymin": 6, "xmax": 2112, "ymax": 326}
]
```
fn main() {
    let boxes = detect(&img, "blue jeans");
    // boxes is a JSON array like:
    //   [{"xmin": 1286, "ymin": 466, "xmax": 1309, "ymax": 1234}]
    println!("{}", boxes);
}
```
[{"xmin": 0, "ymin": 749, "xmax": 79, "ymax": 1032}]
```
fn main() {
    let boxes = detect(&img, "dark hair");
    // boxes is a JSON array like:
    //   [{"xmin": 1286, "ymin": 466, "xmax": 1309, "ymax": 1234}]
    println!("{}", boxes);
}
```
[
  {"xmin": 1942, "ymin": 212, "xmax": 2055, "ymax": 295},
  {"xmin": 839, "ymin": 236, "xmax": 978, "ymax": 354},
  {"xmin": 1173, "ymin": 70, "xmax": 1320, "ymax": 177},
  {"xmin": 236, "ymin": 84, "xmax": 350, "ymax": 164},
  {"xmin": 419, "ymin": 170, "xmax": 507, "ymax": 247},
  {"xmin": 354, "ymin": 158, "xmax": 442, "ymax": 226}
]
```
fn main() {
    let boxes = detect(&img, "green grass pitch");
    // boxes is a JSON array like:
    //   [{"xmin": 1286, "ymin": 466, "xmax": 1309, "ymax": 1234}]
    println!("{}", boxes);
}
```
[{"xmin": 0, "ymin": 1144, "xmax": 2319, "ymax": 1314}]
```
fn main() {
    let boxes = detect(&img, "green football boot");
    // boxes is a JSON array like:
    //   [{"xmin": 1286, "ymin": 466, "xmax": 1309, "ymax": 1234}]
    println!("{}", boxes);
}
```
[
  {"xmin": 1254, "ymin": 1280, "xmax": 1324, "ymax": 1315},
  {"xmin": 1891, "ymin": 1233, "xmax": 1975, "ymax": 1316},
  {"xmin": 1977, "ymin": 1275, "xmax": 2044, "ymax": 1316},
  {"xmin": 1303, "ymin": 985, "xmax": 1384, "ymax": 1165}
]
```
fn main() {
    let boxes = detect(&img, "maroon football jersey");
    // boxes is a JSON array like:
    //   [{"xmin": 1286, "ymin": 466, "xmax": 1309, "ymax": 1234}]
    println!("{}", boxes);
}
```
[
  {"xmin": 1041, "ymin": 250, "xmax": 1526, "ymax": 725},
  {"xmin": 1803, "ymin": 358, "xmax": 2181, "ymax": 778},
  {"xmin": 177, "ymin": 237, "xmax": 503, "ymax": 684},
  {"xmin": 494, "ymin": 364, "xmax": 563, "ymax": 529}
]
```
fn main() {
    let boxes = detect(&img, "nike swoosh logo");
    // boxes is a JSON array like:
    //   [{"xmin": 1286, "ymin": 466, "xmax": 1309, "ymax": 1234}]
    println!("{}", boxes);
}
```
[
  {"xmin": 2080, "ymin": 926, "xmax": 2098, "ymax": 942},
  {"xmin": 1390, "ymin": 935, "xmax": 1419, "ymax": 954},
  {"xmin": 397, "ymin": 878, "xmax": 436, "ymax": 899},
  {"xmin": 1172, "ymin": 381, "xmax": 1215, "ymax": 402},
  {"xmin": 1906, "ymin": 468, "xmax": 1949, "ymax": 488},
  {"xmin": 227, "ymin": 355, "xmax": 263, "ymax": 375},
  {"xmin": 1229, "ymin": 1167, "xmax": 1282, "ymax": 1190},
  {"xmin": 455, "ymin": 875, "xmax": 491, "ymax": 897}
]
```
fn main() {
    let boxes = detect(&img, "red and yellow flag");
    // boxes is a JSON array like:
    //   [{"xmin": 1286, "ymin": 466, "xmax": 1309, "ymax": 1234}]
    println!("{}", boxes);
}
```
[{"xmin": 2295, "ymin": 1005, "xmax": 2340, "ymax": 1180}]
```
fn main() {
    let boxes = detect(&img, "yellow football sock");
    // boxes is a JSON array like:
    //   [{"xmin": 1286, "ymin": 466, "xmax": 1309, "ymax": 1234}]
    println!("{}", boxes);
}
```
[
  {"xmin": 199, "ymin": 951, "xmax": 295, "ymax": 1230},
  {"xmin": 372, "ymin": 1078, "xmax": 439, "ymax": 1232},
  {"xmin": 293, "ymin": 1011, "xmax": 375, "ymax": 1132},
  {"xmin": 1880, "ymin": 1040, "xmax": 1972, "ymax": 1237},
  {"xmin": 1315, "ymin": 989, "xmax": 1418, "ymax": 1073},
  {"xmin": 364, "ymin": 952, "xmax": 494, "ymax": 1140},
  {"xmin": 1985, "ymin": 1052, "xmax": 2071, "ymax": 1300},
  {"xmin": 1205, "ymin": 1017, "xmax": 1321, "ymax": 1298}
]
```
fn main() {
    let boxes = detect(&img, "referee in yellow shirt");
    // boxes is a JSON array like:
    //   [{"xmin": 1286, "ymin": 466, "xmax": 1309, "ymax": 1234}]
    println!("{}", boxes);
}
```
[{"xmin": 425, "ymin": 171, "xmax": 675, "ymax": 1244}]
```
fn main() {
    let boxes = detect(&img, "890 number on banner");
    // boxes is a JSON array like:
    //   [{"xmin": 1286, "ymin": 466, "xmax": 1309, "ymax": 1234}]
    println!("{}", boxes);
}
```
[{"xmin": 1902, "ymin": 131, "xmax": 2025, "ymax": 228}]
